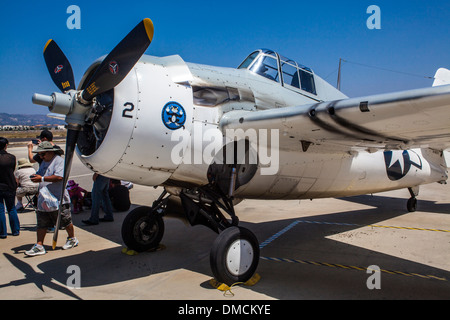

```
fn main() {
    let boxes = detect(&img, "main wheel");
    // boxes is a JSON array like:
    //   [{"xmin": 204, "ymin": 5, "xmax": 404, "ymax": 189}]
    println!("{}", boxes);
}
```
[
  {"xmin": 121, "ymin": 206, "xmax": 165, "ymax": 252},
  {"xmin": 210, "ymin": 226, "xmax": 260, "ymax": 286}
]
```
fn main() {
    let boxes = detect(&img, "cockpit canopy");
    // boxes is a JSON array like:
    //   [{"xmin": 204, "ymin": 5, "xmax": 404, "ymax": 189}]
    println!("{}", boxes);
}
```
[{"xmin": 238, "ymin": 49, "xmax": 317, "ymax": 95}]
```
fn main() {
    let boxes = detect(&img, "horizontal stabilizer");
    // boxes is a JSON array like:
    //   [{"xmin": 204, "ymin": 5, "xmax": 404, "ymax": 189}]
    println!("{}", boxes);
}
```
[{"xmin": 433, "ymin": 68, "xmax": 450, "ymax": 87}]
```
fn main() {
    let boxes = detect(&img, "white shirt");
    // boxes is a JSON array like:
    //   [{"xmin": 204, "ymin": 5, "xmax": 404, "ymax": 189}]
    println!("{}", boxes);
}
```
[{"xmin": 15, "ymin": 167, "xmax": 37, "ymax": 188}]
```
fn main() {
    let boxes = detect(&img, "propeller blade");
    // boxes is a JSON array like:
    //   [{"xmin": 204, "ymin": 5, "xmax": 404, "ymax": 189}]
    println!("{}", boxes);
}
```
[
  {"xmin": 81, "ymin": 18, "xmax": 154, "ymax": 101},
  {"xmin": 43, "ymin": 40, "xmax": 76, "ymax": 92},
  {"xmin": 52, "ymin": 127, "xmax": 80, "ymax": 249}
]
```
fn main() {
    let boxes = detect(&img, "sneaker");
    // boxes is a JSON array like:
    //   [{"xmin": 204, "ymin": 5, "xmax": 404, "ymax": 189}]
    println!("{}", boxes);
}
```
[
  {"xmin": 62, "ymin": 237, "xmax": 79, "ymax": 250},
  {"xmin": 25, "ymin": 244, "xmax": 46, "ymax": 256},
  {"xmin": 82, "ymin": 219, "xmax": 98, "ymax": 225}
]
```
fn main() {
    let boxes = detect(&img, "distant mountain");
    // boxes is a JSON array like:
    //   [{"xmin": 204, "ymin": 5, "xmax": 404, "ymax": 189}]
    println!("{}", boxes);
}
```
[{"xmin": 0, "ymin": 113, "xmax": 65, "ymax": 126}]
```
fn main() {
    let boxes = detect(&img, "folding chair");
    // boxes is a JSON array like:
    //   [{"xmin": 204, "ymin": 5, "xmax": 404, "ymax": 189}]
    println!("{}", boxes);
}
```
[{"xmin": 24, "ymin": 193, "xmax": 38, "ymax": 210}]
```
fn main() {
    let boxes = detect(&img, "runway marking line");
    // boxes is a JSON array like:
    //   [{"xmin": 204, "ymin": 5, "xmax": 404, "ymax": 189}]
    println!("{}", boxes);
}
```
[
  {"xmin": 259, "ymin": 220, "xmax": 449, "ymax": 282},
  {"xmin": 260, "ymin": 257, "xmax": 448, "ymax": 282},
  {"xmin": 259, "ymin": 220, "xmax": 449, "ymax": 251},
  {"xmin": 259, "ymin": 220, "xmax": 300, "ymax": 249},
  {"xmin": 296, "ymin": 220, "xmax": 450, "ymax": 233}
]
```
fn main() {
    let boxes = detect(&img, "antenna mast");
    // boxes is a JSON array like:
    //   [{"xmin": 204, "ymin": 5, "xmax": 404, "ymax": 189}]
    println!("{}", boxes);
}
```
[{"xmin": 337, "ymin": 58, "xmax": 343, "ymax": 90}]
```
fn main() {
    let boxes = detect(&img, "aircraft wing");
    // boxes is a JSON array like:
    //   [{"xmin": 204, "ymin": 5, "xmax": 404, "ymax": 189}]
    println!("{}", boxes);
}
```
[
  {"xmin": 47, "ymin": 113, "xmax": 66, "ymax": 121},
  {"xmin": 220, "ymin": 84, "xmax": 450, "ymax": 153}
]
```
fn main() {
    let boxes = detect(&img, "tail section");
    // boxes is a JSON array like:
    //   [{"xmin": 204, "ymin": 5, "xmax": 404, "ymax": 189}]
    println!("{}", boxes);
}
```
[
  {"xmin": 443, "ymin": 150, "xmax": 450, "ymax": 169},
  {"xmin": 433, "ymin": 68, "xmax": 450, "ymax": 87},
  {"xmin": 432, "ymin": 68, "xmax": 450, "ymax": 171}
]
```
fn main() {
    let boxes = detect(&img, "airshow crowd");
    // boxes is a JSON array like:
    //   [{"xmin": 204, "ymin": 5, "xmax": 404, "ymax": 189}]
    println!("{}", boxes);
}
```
[{"xmin": 0, "ymin": 130, "xmax": 132, "ymax": 256}]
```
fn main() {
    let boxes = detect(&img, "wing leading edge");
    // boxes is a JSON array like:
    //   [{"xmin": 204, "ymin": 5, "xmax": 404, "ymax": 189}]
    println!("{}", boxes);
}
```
[{"xmin": 220, "ymin": 84, "xmax": 450, "ymax": 153}]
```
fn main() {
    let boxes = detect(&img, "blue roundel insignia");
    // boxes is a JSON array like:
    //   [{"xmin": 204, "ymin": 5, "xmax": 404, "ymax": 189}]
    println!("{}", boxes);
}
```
[{"xmin": 161, "ymin": 102, "xmax": 186, "ymax": 130}]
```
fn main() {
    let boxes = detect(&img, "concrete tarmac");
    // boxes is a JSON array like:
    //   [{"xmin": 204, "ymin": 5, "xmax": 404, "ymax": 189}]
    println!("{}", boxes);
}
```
[{"xmin": 1, "ymin": 145, "xmax": 449, "ymax": 300}]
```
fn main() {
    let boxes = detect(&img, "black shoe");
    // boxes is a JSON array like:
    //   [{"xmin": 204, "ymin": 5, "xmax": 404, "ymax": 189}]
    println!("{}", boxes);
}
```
[
  {"xmin": 100, "ymin": 218, "xmax": 114, "ymax": 222},
  {"xmin": 82, "ymin": 219, "xmax": 99, "ymax": 225}
]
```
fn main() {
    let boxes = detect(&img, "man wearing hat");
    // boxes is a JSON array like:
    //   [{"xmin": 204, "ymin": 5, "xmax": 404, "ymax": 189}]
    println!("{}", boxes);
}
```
[
  {"xmin": 27, "ymin": 129, "xmax": 63, "ymax": 165},
  {"xmin": 14, "ymin": 158, "xmax": 39, "ymax": 212},
  {"xmin": 25, "ymin": 141, "xmax": 78, "ymax": 256}
]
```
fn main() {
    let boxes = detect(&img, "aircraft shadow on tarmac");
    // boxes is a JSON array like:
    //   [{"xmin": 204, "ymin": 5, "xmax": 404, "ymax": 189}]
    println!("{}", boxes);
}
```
[
  {"xmin": 1, "ymin": 253, "xmax": 82, "ymax": 300},
  {"xmin": 341, "ymin": 193, "xmax": 450, "ymax": 215},
  {"xmin": 4, "ymin": 193, "xmax": 450, "ymax": 299}
]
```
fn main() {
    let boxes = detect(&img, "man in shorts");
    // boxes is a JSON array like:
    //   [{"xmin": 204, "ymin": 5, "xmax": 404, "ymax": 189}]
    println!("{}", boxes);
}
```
[{"xmin": 25, "ymin": 141, "xmax": 78, "ymax": 256}]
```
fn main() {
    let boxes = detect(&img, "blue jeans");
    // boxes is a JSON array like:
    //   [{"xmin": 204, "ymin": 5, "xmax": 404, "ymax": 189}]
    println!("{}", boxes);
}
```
[
  {"xmin": 89, "ymin": 175, "xmax": 114, "ymax": 223},
  {"xmin": 0, "ymin": 191, "xmax": 20, "ymax": 237}
]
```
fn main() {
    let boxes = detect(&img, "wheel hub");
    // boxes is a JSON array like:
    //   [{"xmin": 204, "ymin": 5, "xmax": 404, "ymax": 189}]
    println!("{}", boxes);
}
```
[
  {"xmin": 226, "ymin": 239, "xmax": 254, "ymax": 276},
  {"xmin": 134, "ymin": 218, "xmax": 157, "ymax": 243}
]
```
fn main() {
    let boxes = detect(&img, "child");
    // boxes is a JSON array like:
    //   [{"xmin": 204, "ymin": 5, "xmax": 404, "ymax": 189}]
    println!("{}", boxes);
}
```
[{"xmin": 66, "ymin": 180, "xmax": 87, "ymax": 214}]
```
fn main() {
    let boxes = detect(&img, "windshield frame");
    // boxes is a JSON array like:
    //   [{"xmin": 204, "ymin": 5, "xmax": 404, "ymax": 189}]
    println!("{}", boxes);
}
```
[{"xmin": 238, "ymin": 49, "xmax": 317, "ymax": 96}]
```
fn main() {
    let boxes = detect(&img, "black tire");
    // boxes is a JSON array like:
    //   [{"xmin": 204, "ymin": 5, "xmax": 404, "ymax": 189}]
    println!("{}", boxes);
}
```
[
  {"xmin": 210, "ymin": 226, "xmax": 259, "ymax": 286},
  {"xmin": 407, "ymin": 197, "xmax": 417, "ymax": 212},
  {"xmin": 121, "ymin": 206, "xmax": 164, "ymax": 252}
]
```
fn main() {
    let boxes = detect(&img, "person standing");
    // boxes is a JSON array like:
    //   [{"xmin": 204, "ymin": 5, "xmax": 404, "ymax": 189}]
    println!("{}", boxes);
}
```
[
  {"xmin": 27, "ymin": 129, "xmax": 63, "ymax": 165},
  {"xmin": 82, "ymin": 173, "xmax": 114, "ymax": 225},
  {"xmin": 109, "ymin": 179, "xmax": 131, "ymax": 212},
  {"xmin": 0, "ymin": 137, "xmax": 20, "ymax": 238},
  {"xmin": 25, "ymin": 141, "xmax": 78, "ymax": 256}
]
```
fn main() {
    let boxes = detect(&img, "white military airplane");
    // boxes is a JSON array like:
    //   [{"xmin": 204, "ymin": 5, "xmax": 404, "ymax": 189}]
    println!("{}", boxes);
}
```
[{"xmin": 32, "ymin": 18, "xmax": 450, "ymax": 285}]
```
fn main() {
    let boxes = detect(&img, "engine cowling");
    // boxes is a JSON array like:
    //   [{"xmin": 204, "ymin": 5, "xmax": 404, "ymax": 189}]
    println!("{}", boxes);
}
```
[{"xmin": 76, "ymin": 55, "xmax": 194, "ymax": 186}]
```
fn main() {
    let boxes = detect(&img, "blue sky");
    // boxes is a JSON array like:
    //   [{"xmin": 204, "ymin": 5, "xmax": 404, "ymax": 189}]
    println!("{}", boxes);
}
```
[{"xmin": 0, "ymin": 0, "xmax": 449, "ymax": 115}]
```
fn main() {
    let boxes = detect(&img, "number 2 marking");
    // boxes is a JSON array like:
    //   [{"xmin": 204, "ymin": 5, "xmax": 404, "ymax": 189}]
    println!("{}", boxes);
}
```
[{"xmin": 122, "ymin": 102, "xmax": 134, "ymax": 118}]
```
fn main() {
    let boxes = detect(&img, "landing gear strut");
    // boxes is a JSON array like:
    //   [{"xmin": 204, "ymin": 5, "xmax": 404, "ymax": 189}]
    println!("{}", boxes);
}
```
[
  {"xmin": 121, "ymin": 139, "xmax": 260, "ymax": 285},
  {"xmin": 121, "ymin": 186, "xmax": 260, "ymax": 286},
  {"xmin": 179, "ymin": 185, "xmax": 260, "ymax": 285},
  {"xmin": 407, "ymin": 187, "xmax": 418, "ymax": 212}
]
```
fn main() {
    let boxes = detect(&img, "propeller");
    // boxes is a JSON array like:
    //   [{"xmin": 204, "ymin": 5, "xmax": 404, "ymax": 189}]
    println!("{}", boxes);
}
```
[
  {"xmin": 81, "ymin": 18, "xmax": 154, "ymax": 101},
  {"xmin": 43, "ymin": 40, "xmax": 76, "ymax": 92},
  {"xmin": 33, "ymin": 18, "xmax": 154, "ymax": 249}
]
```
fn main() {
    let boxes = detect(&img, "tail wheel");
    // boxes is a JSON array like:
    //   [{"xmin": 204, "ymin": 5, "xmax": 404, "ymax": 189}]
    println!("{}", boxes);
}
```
[
  {"xmin": 210, "ymin": 226, "xmax": 259, "ymax": 286},
  {"xmin": 121, "ymin": 206, "xmax": 164, "ymax": 252}
]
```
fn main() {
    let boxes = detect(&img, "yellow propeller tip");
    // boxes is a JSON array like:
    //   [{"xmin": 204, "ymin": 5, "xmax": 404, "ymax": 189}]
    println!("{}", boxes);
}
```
[
  {"xmin": 44, "ymin": 39, "xmax": 53, "ymax": 54},
  {"xmin": 143, "ymin": 18, "xmax": 154, "ymax": 41}
]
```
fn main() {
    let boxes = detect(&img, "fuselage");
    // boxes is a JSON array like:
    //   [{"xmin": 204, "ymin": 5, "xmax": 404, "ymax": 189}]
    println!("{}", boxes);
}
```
[{"xmin": 76, "ymin": 52, "xmax": 448, "ymax": 200}]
